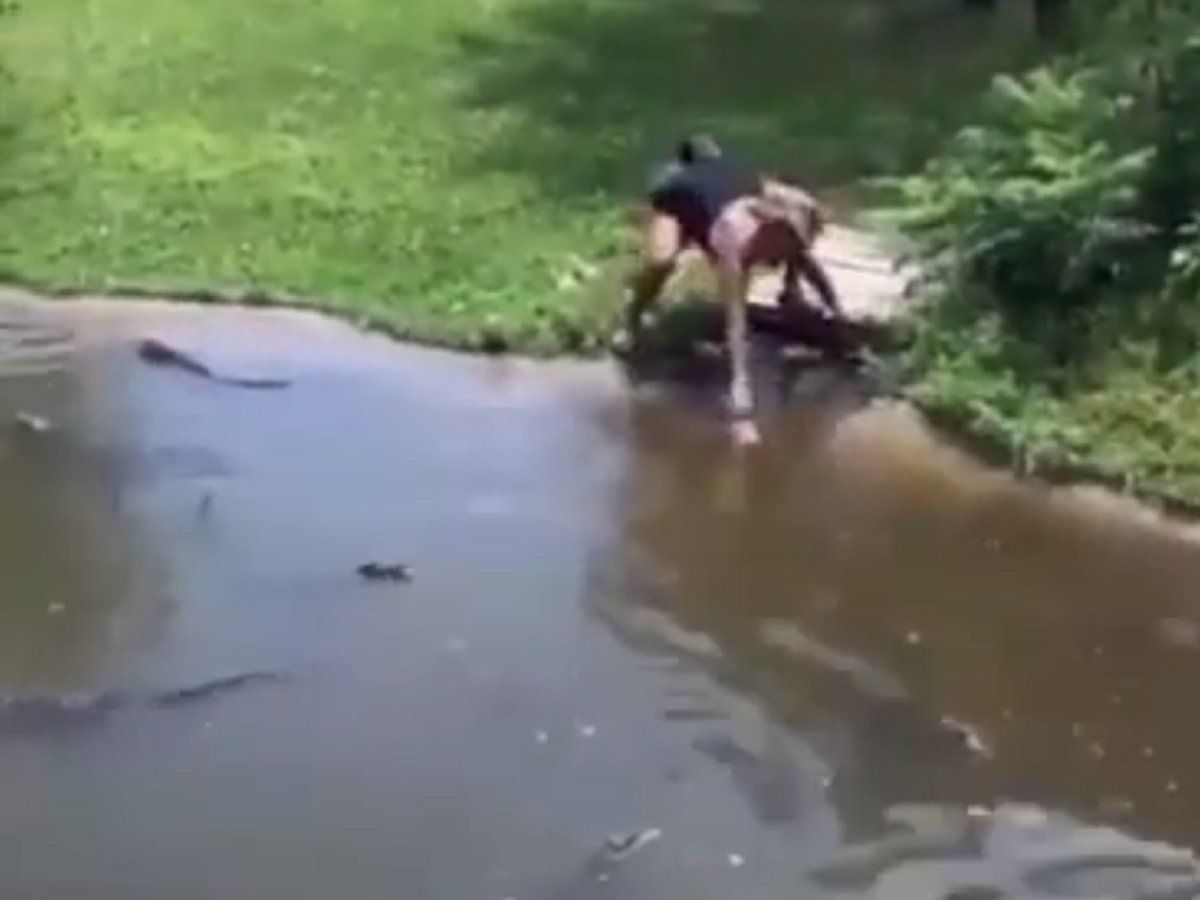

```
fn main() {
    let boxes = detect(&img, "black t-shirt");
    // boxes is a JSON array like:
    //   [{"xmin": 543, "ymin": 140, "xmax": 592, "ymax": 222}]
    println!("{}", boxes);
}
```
[{"xmin": 648, "ymin": 157, "xmax": 760, "ymax": 247}]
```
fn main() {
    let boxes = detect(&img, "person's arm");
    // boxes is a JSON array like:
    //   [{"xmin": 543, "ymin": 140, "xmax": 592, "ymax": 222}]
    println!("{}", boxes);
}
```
[
  {"xmin": 715, "ymin": 253, "xmax": 760, "ymax": 446},
  {"xmin": 792, "ymin": 245, "xmax": 844, "ymax": 320}
]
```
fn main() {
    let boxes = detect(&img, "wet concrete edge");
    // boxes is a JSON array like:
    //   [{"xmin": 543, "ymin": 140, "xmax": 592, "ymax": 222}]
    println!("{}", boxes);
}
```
[{"xmin": 5, "ymin": 278, "xmax": 1196, "ymax": 523}]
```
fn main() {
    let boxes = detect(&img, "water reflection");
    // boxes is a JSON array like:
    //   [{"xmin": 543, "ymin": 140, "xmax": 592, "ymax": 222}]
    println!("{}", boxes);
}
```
[
  {"xmin": 0, "ymin": 305, "xmax": 167, "ymax": 698},
  {"xmin": 4, "ymin": 296, "xmax": 1200, "ymax": 897},
  {"xmin": 590, "ymin": 375, "xmax": 1200, "ymax": 848}
]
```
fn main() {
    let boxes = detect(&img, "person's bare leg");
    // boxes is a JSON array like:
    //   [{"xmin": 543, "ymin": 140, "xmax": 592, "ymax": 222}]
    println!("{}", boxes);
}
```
[
  {"xmin": 791, "ymin": 245, "xmax": 843, "ymax": 320},
  {"xmin": 710, "ymin": 202, "xmax": 760, "ymax": 446},
  {"xmin": 778, "ymin": 257, "xmax": 805, "ymax": 310},
  {"xmin": 622, "ymin": 212, "xmax": 682, "ymax": 344},
  {"xmin": 717, "ymin": 258, "xmax": 752, "ymax": 417}
]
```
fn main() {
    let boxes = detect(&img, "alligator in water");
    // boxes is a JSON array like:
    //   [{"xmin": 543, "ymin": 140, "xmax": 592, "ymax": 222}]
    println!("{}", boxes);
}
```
[
  {"xmin": 150, "ymin": 671, "xmax": 286, "ymax": 708},
  {"xmin": 356, "ymin": 562, "xmax": 413, "ymax": 583},
  {"xmin": 137, "ymin": 338, "xmax": 291, "ymax": 390},
  {"xmin": 0, "ymin": 671, "xmax": 288, "ymax": 737}
]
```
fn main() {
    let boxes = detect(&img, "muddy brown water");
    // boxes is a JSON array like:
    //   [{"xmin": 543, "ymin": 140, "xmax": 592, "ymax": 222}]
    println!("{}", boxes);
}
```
[{"xmin": 3, "ymin": 292, "xmax": 1200, "ymax": 899}]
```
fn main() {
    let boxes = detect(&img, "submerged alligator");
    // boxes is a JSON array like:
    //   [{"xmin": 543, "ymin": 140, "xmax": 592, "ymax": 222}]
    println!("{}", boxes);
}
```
[
  {"xmin": 137, "ymin": 338, "xmax": 292, "ymax": 390},
  {"xmin": 0, "ymin": 671, "xmax": 287, "ymax": 737},
  {"xmin": 356, "ymin": 562, "xmax": 413, "ymax": 583}
]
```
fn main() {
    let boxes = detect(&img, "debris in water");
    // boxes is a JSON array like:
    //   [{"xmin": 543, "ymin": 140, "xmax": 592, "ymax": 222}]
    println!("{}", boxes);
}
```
[
  {"xmin": 14, "ymin": 412, "xmax": 53, "ymax": 434},
  {"xmin": 1167, "ymin": 780, "xmax": 1180, "ymax": 795},
  {"xmin": 967, "ymin": 805, "xmax": 991, "ymax": 819},
  {"xmin": 906, "ymin": 630, "xmax": 922, "ymax": 646},
  {"xmin": 46, "ymin": 602, "xmax": 66, "ymax": 615},
  {"xmin": 939, "ymin": 716, "xmax": 992, "ymax": 758},
  {"xmin": 1144, "ymin": 746, "xmax": 1157, "ymax": 759},
  {"xmin": 603, "ymin": 828, "xmax": 662, "ymax": 861},
  {"xmin": 1089, "ymin": 742, "xmax": 1107, "ymax": 760},
  {"xmin": 534, "ymin": 731, "xmax": 549, "ymax": 745},
  {"xmin": 728, "ymin": 853, "xmax": 746, "ymax": 868},
  {"xmin": 1156, "ymin": 616, "xmax": 1200, "ymax": 649},
  {"xmin": 356, "ymin": 562, "xmax": 413, "ymax": 583},
  {"xmin": 576, "ymin": 723, "xmax": 597, "ymax": 738}
]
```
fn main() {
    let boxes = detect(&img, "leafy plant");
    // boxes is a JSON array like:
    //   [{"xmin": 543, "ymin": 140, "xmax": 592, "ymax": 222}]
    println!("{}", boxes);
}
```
[
  {"xmin": 1167, "ymin": 215, "xmax": 1200, "ymax": 298},
  {"xmin": 881, "ymin": 66, "xmax": 1155, "ymax": 314},
  {"xmin": 1141, "ymin": 36, "xmax": 1200, "ymax": 238}
]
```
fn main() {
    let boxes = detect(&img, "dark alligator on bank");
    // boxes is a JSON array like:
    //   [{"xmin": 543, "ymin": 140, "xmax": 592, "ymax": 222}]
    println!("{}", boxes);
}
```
[
  {"xmin": 137, "ymin": 338, "xmax": 292, "ymax": 390},
  {"xmin": 0, "ymin": 671, "xmax": 288, "ymax": 737}
]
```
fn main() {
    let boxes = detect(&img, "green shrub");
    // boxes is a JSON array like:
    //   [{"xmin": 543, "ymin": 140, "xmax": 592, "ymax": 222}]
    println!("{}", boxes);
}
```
[
  {"xmin": 1143, "ymin": 37, "xmax": 1200, "ymax": 237},
  {"xmin": 1167, "ymin": 215, "xmax": 1200, "ymax": 298},
  {"xmin": 881, "ymin": 66, "xmax": 1155, "ymax": 315}
]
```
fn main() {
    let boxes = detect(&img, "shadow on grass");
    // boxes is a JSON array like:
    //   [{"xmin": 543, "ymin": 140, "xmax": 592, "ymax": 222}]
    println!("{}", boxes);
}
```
[{"xmin": 452, "ymin": 0, "xmax": 1043, "ymax": 204}]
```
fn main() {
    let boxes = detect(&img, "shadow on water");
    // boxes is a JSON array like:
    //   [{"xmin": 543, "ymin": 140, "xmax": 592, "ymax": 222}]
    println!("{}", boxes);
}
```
[
  {"xmin": 451, "ymin": 0, "xmax": 1044, "ymax": 200},
  {"xmin": 586, "ymin": 377, "xmax": 1200, "ymax": 851},
  {"xmin": 0, "ymin": 311, "xmax": 169, "ymax": 701},
  {"xmin": 614, "ymin": 308, "xmax": 874, "ymax": 426}
]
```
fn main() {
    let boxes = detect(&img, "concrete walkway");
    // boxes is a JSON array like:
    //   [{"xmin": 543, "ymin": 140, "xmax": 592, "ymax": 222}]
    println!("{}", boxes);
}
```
[{"xmin": 749, "ymin": 224, "xmax": 915, "ymax": 323}]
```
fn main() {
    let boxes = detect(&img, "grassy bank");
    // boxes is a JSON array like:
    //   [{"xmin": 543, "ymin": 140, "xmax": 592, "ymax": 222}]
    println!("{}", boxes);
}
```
[
  {"xmin": 0, "ymin": 0, "xmax": 1037, "ymax": 352},
  {"xmin": 903, "ymin": 292, "xmax": 1200, "ymax": 510},
  {"xmin": 887, "ymin": 14, "xmax": 1200, "ymax": 507}
]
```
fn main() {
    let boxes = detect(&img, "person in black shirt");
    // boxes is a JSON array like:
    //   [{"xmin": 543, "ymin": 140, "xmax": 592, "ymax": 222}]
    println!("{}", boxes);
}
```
[{"xmin": 624, "ymin": 136, "xmax": 844, "ymax": 446}]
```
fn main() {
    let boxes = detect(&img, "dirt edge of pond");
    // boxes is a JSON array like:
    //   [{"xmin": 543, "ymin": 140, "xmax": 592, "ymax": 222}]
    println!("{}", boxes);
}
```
[
  {"xmin": 914, "ymin": 398, "xmax": 1200, "ymax": 519},
  {"xmin": 0, "ymin": 275, "xmax": 527, "ymax": 357},
  {"xmin": 7, "ymin": 253, "xmax": 1198, "ymax": 522},
  {"xmin": 0, "ymin": 225, "xmax": 916, "ymax": 357}
]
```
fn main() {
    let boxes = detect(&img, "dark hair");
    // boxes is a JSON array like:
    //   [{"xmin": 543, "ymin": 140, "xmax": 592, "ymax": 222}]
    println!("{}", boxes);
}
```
[{"xmin": 677, "ymin": 134, "xmax": 722, "ymax": 165}]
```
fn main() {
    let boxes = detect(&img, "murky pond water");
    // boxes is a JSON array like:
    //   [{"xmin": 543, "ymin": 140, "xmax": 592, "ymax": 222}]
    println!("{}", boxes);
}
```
[{"xmin": 3, "ymin": 290, "xmax": 1200, "ymax": 899}]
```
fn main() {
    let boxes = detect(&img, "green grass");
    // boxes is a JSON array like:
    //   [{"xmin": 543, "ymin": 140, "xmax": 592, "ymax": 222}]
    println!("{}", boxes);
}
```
[
  {"xmin": 1, "ymin": 0, "xmax": 1038, "ymax": 352},
  {"xmin": 905, "ymin": 291, "xmax": 1200, "ymax": 509}
]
